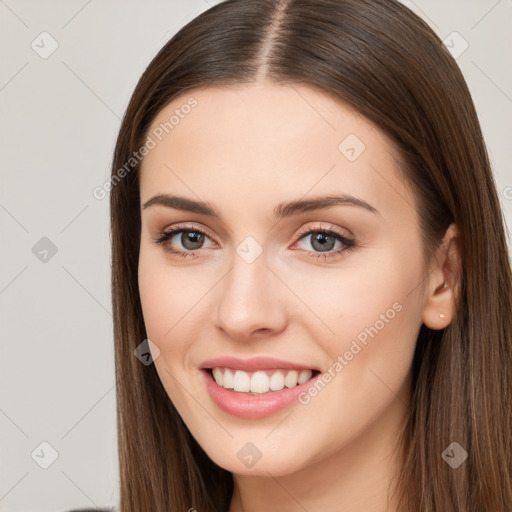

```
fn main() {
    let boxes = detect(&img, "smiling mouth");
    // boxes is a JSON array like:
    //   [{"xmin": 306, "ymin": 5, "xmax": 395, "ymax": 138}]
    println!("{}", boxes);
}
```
[{"xmin": 206, "ymin": 367, "xmax": 321, "ymax": 394}]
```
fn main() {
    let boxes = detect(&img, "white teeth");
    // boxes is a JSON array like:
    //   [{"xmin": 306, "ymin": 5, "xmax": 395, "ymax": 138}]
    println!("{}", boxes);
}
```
[
  {"xmin": 211, "ymin": 367, "xmax": 315, "ymax": 394},
  {"xmin": 284, "ymin": 370, "xmax": 299, "ymax": 388},
  {"xmin": 250, "ymin": 371, "xmax": 270, "ymax": 393},
  {"xmin": 223, "ymin": 369, "xmax": 234, "ymax": 389},
  {"xmin": 212, "ymin": 367, "xmax": 223, "ymax": 387},
  {"xmin": 269, "ymin": 371, "xmax": 285, "ymax": 391},
  {"xmin": 233, "ymin": 370, "xmax": 250, "ymax": 392},
  {"xmin": 298, "ymin": 369, "xmax": 312, "ymax": 384}
]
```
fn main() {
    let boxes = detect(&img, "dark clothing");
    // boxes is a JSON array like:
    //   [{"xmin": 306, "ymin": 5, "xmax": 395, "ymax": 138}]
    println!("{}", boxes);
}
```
[{"xmin": 66, "ymin": 509, "xmax": 113, "ymax": 512}]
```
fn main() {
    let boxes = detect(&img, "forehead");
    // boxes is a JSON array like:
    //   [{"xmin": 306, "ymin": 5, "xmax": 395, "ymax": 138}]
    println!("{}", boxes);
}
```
[
  {"xmin": 144, "ymin": 82, "xmax": 376, "ymax": 155},
  {"xmin": 139, "ymin": 82, "xmax": 416, "ymax": 221}
]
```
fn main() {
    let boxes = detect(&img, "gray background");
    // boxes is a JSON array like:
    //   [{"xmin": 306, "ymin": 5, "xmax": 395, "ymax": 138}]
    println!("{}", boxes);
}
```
[{"xmin": 0, "ymin": 0, "xmax": 510, "ymax": 510}]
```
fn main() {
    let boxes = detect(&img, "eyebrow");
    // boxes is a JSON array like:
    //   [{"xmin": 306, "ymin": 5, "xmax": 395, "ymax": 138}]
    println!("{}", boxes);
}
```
[{"xmin": 142, "ymin": 193, "xmax": 379, "ymax": 219}]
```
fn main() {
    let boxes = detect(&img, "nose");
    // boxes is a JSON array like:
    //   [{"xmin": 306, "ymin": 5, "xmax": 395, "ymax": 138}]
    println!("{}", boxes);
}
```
[{"xmin": 214, "ymin": 251, "xmax": 288, "ymax": 342}]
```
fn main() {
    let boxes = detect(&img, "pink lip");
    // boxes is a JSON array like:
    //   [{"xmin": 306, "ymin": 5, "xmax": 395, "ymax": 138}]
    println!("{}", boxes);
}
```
[
  {"xmin": 200, "ymin": 368, "xmax": 321, "ymax": 419},
  {"xmin": 200, "ymin": 356, "xmax": 318, "ymax": 372}
]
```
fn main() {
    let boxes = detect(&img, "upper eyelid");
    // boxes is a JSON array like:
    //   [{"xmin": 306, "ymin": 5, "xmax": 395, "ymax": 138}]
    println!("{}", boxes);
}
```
[{"xmin": 295, "ymin": 222, "xmax": 352, "ymax": 238}]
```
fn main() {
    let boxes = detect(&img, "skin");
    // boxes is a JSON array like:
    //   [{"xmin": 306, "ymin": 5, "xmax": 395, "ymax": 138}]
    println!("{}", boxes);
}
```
[{"xmin": 137, "ymin": 81, "xmax": 460, "ymax": 512}]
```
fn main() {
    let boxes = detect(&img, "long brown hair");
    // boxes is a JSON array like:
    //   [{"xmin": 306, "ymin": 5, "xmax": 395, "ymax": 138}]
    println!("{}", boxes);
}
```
[{"xmin": 109, "ymin": 0, "xmax": 512, "ymax": 510}]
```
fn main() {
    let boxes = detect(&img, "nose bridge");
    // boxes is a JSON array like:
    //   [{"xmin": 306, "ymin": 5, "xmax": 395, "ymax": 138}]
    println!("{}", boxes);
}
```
[{"xmin": 214, "ymin": 241, "xmax": 287, "ymax": 339}]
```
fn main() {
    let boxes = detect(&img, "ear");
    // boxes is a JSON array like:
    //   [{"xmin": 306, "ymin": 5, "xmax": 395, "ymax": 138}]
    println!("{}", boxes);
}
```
[{"xmin": 421, "ymin": 223, "xmax": 461, "ymax": 330}]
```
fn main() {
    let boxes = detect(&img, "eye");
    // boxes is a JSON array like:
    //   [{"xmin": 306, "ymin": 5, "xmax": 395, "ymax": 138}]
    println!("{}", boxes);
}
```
[
  {"xmin": 292, "ymin": 224, "xmax": 357, "ymax": 261},
  {"xmin": 153, "ymin": 222, "xmax": 357, "ymax": 262},
  {"xmin": 153, "ymin": 224, "xmax": 215, "ymax": 259}
]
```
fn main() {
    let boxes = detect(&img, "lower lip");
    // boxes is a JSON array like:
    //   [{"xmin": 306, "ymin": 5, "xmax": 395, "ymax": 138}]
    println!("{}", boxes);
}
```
[{"xmin": 201, "ymin": 369, "xmax": 319, "ymax": 419}]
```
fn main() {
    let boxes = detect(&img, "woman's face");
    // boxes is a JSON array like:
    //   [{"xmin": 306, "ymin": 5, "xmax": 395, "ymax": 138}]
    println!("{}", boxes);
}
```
[{"xmin": 138, "ymin": 82, "xmax": 428, "ymax": 476}]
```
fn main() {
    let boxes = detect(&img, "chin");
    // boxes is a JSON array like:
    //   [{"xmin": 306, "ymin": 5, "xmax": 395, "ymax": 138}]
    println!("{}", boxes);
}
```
[{"xmin": 211, "ymin": 448, "xmax": 309, "ymax": 477}]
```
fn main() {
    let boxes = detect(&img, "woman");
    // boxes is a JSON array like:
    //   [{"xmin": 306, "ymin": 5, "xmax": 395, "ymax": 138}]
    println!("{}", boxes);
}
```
[{"xmin": 104, "ymin": 0, "xmax": 512, "ymax": 510}]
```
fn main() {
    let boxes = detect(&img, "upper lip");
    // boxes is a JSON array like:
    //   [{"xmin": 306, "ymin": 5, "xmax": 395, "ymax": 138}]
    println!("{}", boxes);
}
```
[{"xmin": 200, "ymin": 356, "xmax": 319, "ymax": 372}]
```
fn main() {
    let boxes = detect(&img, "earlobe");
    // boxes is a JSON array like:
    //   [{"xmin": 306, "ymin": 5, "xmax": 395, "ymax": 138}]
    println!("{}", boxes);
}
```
[{"xmin": 421, "ymin": 224, "xmax": 461, "ymax": 330}]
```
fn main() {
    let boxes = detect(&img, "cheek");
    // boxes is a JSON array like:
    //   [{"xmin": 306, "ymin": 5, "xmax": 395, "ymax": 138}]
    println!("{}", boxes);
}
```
[
  {"xmin": 138, "ymin": 268, "xmax": 174, "ymax": 341},
  {"xmin": 317, "ymin": 249, "xmax": 424, "ymax": 405},
  {"xmin": 138, "ymin": 246, "xmax": 209, "ymax": 341},
  {"xmin": 297, "ymin": 244, "xmax": 424, "ymax": 392},
  {"xmin": 287, "ymin": 247, "xmax": 423, "ymax": 342},
  {"xmin": 137, "ymin": 250, "xmax": 199, "ymax": 409}
]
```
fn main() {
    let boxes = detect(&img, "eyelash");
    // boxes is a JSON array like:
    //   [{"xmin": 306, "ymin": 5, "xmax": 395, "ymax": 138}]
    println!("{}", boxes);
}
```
[{"xmin": 153, "ymin": 223, "xmax": 357, "ymax": 262}]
